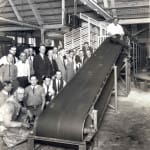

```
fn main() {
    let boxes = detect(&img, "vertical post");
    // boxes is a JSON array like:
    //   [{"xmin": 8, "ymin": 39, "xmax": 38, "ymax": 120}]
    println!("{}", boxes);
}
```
[
  {"xmin": 80, "ymin": 27, "xmax": 82, "ymax": 50},
  {"xmin": 125, "ymin": 58, "xmax": 130, "ymax": 95},
  {"xmin": 72, "ymin": 30, "xmax": 74, "ymax": 49},
  {"xmin": 40, "ymin": 28, "xmax": 45, "ymax": 44},
  {"xmin": 135, "ymin": 43, "xmax": 138, "ymax": 73},
  {"xmin": 132, "ymin": 42, "xmax": 136, "ymax": 75},
  {"xmin": 88, "ymin": 17, "xmax": 91, "ymax": 46},
  {"xmin": 125, "ymin": 58, "xmax": 128, "ymax": 94},
  {"xmin": 62, "ymin": 0, "xmax": 65, "ymax": 25},
  {"xmin": 114, "ymin": 65, "xmax": 118, "ymax": 113},
  {"xmin": 27, "ymin": 138, "xmax": 34, "ymax": 150},
  {"xmin": 74, "ymin": 0, "xmax": 77, "ymax": 15}
]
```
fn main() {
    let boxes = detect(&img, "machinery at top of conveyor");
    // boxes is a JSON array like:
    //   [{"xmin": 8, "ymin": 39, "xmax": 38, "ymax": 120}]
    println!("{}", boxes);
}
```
[{"xmin": 35, "ymin": 37, "xmax": 125, "ymax": 143}]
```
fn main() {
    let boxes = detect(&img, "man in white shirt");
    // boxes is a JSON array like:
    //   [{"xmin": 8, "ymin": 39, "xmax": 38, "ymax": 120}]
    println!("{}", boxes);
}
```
[
  {"xmin": 0, "ymin": 46, "xmax": 18, "ymax": 66},
  {"xmin": 0, "ymin": 87, "xmax": 31, "ymax": 149},
  {"xmin": 25, "ymin": 75, "xmax": 46, "ymax": 118},
  {"xmin": 15, "ymin": 52, "xmax": 30, "ymax": 88},
  {"xmin": 107, "ymin": 17, "xmax": 125, "ymax": 40},
  {"xmin": 0, "ymin": 81, "xmax": 12, "ymax": 107}
]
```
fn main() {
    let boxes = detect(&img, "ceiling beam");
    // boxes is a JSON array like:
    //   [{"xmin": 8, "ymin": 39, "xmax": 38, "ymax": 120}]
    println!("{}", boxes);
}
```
[
  {"xmin": 0, "ymin": 16, "xmax": 41, "ymax": 29},
  {"xmin": 26, "ymin": 0, "xmax": 44, "ymax": 25},
  {"xmin": 116, "ymin": 1, "xmax": 149, "ymax": 8},
  {"xmin": 119, "ymin": 18, "xmax": 150, "ymax": 24},
  {"xmin": 8, "ymin": 0, "xmax": 23, "ymax": 21},
  {"xmin": 0, "ymin": 26, "xmax": 35, "ymax": 31},
  {"xmin": 106, "ymin": 5, "xmax": 149, "ymax": 9},
  {"xmin": 43, "ymin": 24, "xmax": 64, "ymax": 30},
  {"xmin": 80, "ymin": 0, "xmax": 112, "ymax": 19}
]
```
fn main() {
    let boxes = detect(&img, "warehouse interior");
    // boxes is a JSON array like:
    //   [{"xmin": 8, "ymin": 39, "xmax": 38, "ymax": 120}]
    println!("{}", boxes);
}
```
[{"xmin": 0, "ymin": 0, "xmax": 150, "ymax": 150}]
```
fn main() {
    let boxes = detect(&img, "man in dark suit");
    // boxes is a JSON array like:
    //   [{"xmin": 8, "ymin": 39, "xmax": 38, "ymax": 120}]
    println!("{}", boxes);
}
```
[
  {"xmin": 33, "ymin": 45, "xmax": 50, "ymax": 84},
  {"xmin": 47, "ymin": 49, "xmax": 58, "ymax": 78},
  {"xmin": 82, "ymin": 42, "xmax": 93, "ymax": 56},
  {"xmin": 52, "ymin": 71, "xmax": 66, "ymax": 96}
]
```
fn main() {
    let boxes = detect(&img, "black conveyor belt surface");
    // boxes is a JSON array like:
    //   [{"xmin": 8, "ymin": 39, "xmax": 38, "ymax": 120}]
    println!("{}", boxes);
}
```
[{"xmin": 36, "ymin": 38, "xmax": 123, "ymax": 141}]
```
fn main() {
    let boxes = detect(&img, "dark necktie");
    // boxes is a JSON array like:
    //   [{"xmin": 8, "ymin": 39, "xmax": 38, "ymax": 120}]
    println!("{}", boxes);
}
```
[
  {"xmin": 13, "ymin": 56, "xmax": 16, "ymax": 64},
  {"xmin": 32, "ymin": 86, "xmax": 35, "ymax": 94},
  {"xmin": 8, "ymin": 63, "xmax": 11, "ymax": 80},
  {"xmin": 47, "ymin": 85, "xmax": 49, "ymax": 95},
  {"xmin": 63, "ymin": 59, "xmax": 66, "ymax": 70}
]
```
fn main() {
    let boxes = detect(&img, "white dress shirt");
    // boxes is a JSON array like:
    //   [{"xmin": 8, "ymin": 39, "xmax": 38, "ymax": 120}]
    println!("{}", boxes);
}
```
[
  {"xmin": 107, "ymin": 23, "xmax": 124, "ymax": 37},
  {"xmin": 43, "ymin": 82, "xmax": 55, "ymax": 96},
  {"xmin": 0, "ymin": 56, "xmax": 18, "ymax": 66},
  {"xmin": 15, "ymin": 60, "xmax": 30, "ymax": 77}
]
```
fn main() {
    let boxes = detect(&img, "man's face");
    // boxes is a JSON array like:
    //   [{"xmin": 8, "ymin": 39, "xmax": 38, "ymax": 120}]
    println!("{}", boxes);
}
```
[
  {"xmin": 113, "ymin": 18, "xmax": 119, "ymax": 25},
  {"xmin": 7, "ymin": 54, "xmax": 14, "ymax": 63},
  {"xmin": 30, "ymin": 76, "xmax": 38, "ymax": 86},
  {"xmin": 16, "ymin": 89, "xmax": 25, "ymax": 102},
  {"xmin": 20, "ymin": 53, "xmax": 27, "ymax": 62},
  {"xmin": 39, "ymin": 46, "xmax": 46, "ymax": 54},
  {"xmin": 24, "ymin": 49, "xmax": 29, "ymax": 57},
  {"xmin": 56, "ymin": 72, "xmax": 62, "ymax": 80},
  {"xmin": 84, "ymin": 43, "xmax": 89, "ymax": 48},
  {"xmin": 9, "ymin": 47, "xmax": 16, "ymax": 56},
  {"xmin": 29, "ymin": 48, "xmax": 33, "ymax": 55},
  {"xmin": 79, "ymin": 51, "xmax": 84, "ymax": 57},
  {"xmin": 5, "ymin": 84, "xmax": 13, "ymax": 93},
  {"xmin": 48, "ymin": 50, "xmax": 53, "ymax": 58},
  {"xmin": 69, "ymin": 51, "xmax": 74, "ymax": 58},
  {"xmin": 86, "ymin": 50, "xmax": 91, "ymax": 58},
  {"xmin": 44, "ymin": 78, "xmax": 51, "ymax": 85}
]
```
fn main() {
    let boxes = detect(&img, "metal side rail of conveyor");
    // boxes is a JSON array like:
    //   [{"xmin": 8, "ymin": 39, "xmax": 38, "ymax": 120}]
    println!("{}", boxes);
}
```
[{"xmin": 35, "ymin": 37, "xmax": 125, "ymax": 147}]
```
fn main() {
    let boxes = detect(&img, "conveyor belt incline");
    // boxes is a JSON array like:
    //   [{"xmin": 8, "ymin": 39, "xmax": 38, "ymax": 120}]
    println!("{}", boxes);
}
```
[{"xmin": 36, "ymin": 38, "xmax": 124, "ymax": 142}]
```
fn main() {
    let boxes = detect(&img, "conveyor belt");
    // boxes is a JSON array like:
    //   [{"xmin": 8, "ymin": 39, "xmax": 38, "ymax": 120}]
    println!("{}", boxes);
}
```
[{"xmin": 36, "ymin": 38, "xmax": 124, "ymax": 142}]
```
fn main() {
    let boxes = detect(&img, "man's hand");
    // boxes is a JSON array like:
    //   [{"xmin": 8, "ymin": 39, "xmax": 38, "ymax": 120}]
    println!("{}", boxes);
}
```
[
  {"xmin": 27, "ymin": 110, "xmax": 33, "ymax": 120},
  {"xmin": 21, "ymin": 122, "xmax": 30, "ymax": 128}
]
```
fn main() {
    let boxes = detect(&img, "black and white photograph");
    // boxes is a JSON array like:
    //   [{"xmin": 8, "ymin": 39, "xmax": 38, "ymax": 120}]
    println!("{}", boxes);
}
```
[{"xmin": 0, "ymin": 0, "xmax": 150, "ymax": 150}]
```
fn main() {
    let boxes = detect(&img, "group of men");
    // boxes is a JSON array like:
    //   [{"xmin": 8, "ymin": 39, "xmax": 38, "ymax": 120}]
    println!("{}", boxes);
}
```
[
  {"xmin": 0, "ymin": 39, "xmax": 94, "ymax": 148},
  {"xmin": 0, "ymin": 16, "xmax": 126, "ymax": 149}
]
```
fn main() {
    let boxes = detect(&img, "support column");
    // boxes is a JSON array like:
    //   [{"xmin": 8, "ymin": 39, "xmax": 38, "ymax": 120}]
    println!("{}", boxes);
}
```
[
  {"xmin": 114, "ymin": 65, "xmax": 118, "ymax": 113},
  {"xmin": 125, "ymin": 58, "xmax": 131, "ymax": 95},
  {"xmin": 40, "ymin": 28, "xmax": 45, "ymax": 44},
  {"xmin": 62, "ymin": 0, "xmax": 65, "ymax": 25},
  {"xmin": 108, "ymin": 65, "xmax": 118, "ymax": 112},
  {"xmin": 88, "ymin": 17, "xmax": 91, "ymax": 46}
]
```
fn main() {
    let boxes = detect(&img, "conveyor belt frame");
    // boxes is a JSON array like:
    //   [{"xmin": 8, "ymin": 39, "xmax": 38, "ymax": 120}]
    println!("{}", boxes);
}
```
[{"xmin": 27, "ymin": 64, "xmax": 120, "ymax": 150}]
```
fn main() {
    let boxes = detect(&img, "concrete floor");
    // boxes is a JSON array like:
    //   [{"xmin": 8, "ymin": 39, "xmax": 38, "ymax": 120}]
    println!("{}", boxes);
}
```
[
  {"xmin": 12, "ymin": 87, "xmax": 150, "ymax": 150},
  {"xmin": 97, "ymin": 87, "xmax": 150, "ymax": 150},
  {"xmin": 36, "ymin": 87, "xmax": 150, "ymax": 150}
]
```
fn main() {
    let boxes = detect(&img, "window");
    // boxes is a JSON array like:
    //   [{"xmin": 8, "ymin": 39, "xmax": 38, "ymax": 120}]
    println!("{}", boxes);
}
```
[
  {"xmin": 28, "ymin": 37, "xmax": 36, "ymax": 46},
  {"xmin": 17, "ymin": 37, "xmax": 25, "ymax": 44}
]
